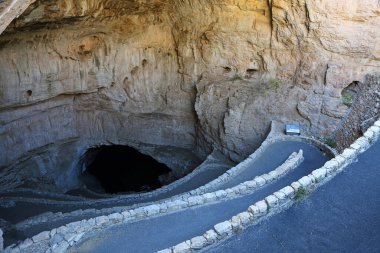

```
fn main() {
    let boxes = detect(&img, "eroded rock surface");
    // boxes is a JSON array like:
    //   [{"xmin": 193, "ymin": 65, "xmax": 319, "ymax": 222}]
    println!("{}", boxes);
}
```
[
  {"xmin": 334, "ymin": 74, "xmax": 380, "ymax": 151},
  {"xmin": 0, "ymin": 0, "xmax": 379, "ymax": 191}
]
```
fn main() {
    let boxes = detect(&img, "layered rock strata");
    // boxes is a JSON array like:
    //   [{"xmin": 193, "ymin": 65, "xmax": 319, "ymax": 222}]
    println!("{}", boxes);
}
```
[{"xmin": 0, "ymin": 0, "xmax": 379, "ymax": 191}]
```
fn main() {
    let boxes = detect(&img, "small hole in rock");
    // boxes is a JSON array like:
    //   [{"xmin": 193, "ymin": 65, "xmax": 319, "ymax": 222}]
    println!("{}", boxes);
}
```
[
  {"xmin": 223, "ymin": 67, "xmax": 232, "ymax": 73},
  {"xmin": 245, "ymin": 69, "xmax": 257, "ymax": 78},
  {"xmin": 131, "ymin": 66, "xmax": 139, "ymax": 75},
  {"xmin": 26, "ymin": 90, "xmax": 32, "ymax": 96},
  {"xmin": 123, "ymin": 77, "xmax": 129, "ymax": 85},
  {"xmin": 142, "ymin": 59, "xmax": 148, "ymax": 67},
  {"xmin": 246, "ymin": 69, "xmax": 257, "ymax": 74}
]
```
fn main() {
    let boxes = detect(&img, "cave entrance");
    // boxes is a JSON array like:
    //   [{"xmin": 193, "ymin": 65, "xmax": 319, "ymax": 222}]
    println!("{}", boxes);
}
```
[{"xmin": 81, "ymin": 145, "xmax": 172, "ymax": 194}]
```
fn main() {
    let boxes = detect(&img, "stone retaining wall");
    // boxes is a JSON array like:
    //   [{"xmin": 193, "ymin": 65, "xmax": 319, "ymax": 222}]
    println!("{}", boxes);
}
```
[
  {"xmin": 157, "ymin": 119, "xmax": 380, "ymax": 253},
  {"xmin": 0, "ymin": 150, "xmax": 230, "ymax": 210},
  {"xmin": 4, "ymin": 149, "xmax": 305, "ymax": 253},
  {"xmin": 3, "ymin": 120, "xmax": 336, "ymax": 252},
  {"xmin": 8, "ymin": 122, "xmax": 281, "ymax": 232},
  {"xmin": 0, "ymin": 89, "xmax": 374, "ymax": 253},
  {"xmin": 10, "ymin": 121, "xmax": 313, "ymax": 235},
  {"xmin": 334, "ymin": 74, "xmax": 380, "ymax": 152},
  {"xmin": 60, "ymin": 119, "xmax": 285, "ymax": 203},
  {"xmin": 184, "ymin": 121, "xmax": 335, "ymax": 196},
  {"xmin": 0, "ymin": 151, "xmax": 231, "ymax": 235}
]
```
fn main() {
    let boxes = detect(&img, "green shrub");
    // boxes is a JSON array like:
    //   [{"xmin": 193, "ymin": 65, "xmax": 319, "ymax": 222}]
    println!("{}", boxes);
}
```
[
  {"xmin": 233, "ymin": 226, "xmax": 243, "ymax": 233},
  {"xmin": 230, "ymin": 74, "xmax": 243, "ymax": 82},
  {"xmin": 259, "ymin": 88, "xmax": 269, "ymax": 97},
  {"xmin": 323, "ymin": 137, "xmax": 337, "ymax": 148},
  {"xmin": 269, "ymin": 78, "xmax": 282, "ymax": 92},
  {"xmin": 342, "ymin": 93, "xmax": 354, "ymax": 107},
  {"xmin": 295, "ymin": 187, "xmax": 308, "ymax": 200}
]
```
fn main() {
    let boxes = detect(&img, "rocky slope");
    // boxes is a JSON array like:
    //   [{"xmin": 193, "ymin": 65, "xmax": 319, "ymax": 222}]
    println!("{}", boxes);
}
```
[{"xmin": 0, "ymin": 0, "xmax": 379, "ymax": 191}]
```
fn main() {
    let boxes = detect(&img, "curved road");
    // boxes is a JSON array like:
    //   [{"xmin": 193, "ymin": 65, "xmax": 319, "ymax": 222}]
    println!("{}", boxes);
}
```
[
  {"xmin": 69, "ymin": 141, "xmax": 328, "ymax": 253},
  {"xmin": 207, "ymin": 139, "xmax": 380, "ymax": 253}
]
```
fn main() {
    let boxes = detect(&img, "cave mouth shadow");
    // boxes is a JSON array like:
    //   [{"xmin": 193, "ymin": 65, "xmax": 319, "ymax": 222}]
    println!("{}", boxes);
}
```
[{"xmin": 81, "ymin": 145, "xmax": 172, "ymax": 194}]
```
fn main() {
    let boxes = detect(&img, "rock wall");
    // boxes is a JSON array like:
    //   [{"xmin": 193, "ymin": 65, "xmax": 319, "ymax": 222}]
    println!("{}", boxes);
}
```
[
  {"xmin": 0, "ymin": 0, "xmax": 379, "ymax": 190},
  {"xmin": 170, "ymin": 0, "xmax": 380, "ymax": 159},
  {"xmin": 0, "ymin": 7, "xmax": 200, "ymax": 190},
  {"xmin": 334, "ymin": 74, "xmax": 380, "ymax": 151}
]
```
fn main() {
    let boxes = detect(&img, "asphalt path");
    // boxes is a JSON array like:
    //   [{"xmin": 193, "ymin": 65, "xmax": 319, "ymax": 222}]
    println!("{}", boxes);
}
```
[
  {"xmin": 69, "ymin": 141, "xmax": 328, "ymax": 253},
  {"xmin": 206, "ymin": 139, "xmax": 380, "ymax": 253}
]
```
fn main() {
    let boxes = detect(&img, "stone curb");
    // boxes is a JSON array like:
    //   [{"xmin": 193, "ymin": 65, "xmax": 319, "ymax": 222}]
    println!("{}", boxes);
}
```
[
  {"xmin": 7, "ymin": 121, "xmax": 333, "ymax": 235},
  {"xmin": 9, "ymin": 121, "xmax": 283, "ymax": 231},
  {"xmin": 5, "ymin": 119, "xmax": 336, "ymax": 253},
  {"xmin": 0, "ymin": 150, "xmax": 231, "ymax": 208},
  {"xmin": 156, "ymin": 119, "xmax": 380, "ymax": 253},
  {"xmin": 3, "ymin": 120, "xmax": 333, "ymax": 252},
  {"xmin": 184, "ymin": 121, "xmax": 335, "ymax": 197},
  {"xmin": 65, "ymin": 150, "xmax": 234, "ymax": 202},
  {"xmin": 4, "ymin": 149, "xmax": 304, "ymax": 253}
]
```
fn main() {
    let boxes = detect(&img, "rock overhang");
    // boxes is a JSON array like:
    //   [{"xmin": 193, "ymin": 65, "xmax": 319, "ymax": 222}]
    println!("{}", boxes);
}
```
[{"xmin": 0, "ymin": 0, "xmax": 379, "ymax": 191}]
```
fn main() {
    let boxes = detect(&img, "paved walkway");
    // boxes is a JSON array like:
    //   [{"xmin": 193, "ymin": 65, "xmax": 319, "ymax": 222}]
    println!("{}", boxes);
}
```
[
  {"xmin": 0, "ymin": 152, "xmax": 233, "ymax": 224},
  {"xmin": 0, "ymin": 141, "xmax": 327, "ymax": 247},
  {"xmin": 68, "ymin": 142, "xmax": 328, "ymax": 253},
  {"xmin": 207, "ymin": 139, "xmax": 380, "ymax": 253}
]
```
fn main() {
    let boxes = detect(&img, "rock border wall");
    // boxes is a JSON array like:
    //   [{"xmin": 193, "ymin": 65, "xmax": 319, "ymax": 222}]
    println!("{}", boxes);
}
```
[
  {"xmin": 3, "ymin": 149, "xmax": 305, "ymax": 252},
  {"xmin": 334, "ymin": 74, "xmax": 380, "ymax": 151},
  {"xmin": 9, "ymin": 121, "xmax": 319, "ymax": 234},
  {"xmin": 158, "ymin": 120, "xmax": 380, "ymax": 253},
  {"xmin": 7, "ymin": 121, "xmax": 279, "ymax": 231},
  {"xmin": 2, "ymin": 120, "xmax": 338, "ymax": 253}
]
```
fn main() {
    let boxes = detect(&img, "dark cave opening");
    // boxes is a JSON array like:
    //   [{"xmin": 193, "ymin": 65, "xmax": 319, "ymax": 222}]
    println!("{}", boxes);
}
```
[{"xmin": 83, "ymin": 145, "xmax": 172, "ymax": 194}]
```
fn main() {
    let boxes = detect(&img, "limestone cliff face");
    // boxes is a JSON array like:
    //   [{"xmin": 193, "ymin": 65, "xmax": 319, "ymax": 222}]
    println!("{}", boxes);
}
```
[{"xmin": 0, "ymin": 0, "xmax": 379, "ymax": 190}]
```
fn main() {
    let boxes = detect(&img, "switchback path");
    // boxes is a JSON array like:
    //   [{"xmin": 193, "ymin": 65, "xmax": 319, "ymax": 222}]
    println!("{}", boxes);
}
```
[
  {"xmin": 69, "ymin": 142, "xmax": 328, "ymax": 253},
  {"xmin": 206, "ymin": 139, "xmax": 380, "ymax": 253},
  {"xmin": 0, "ymin": 141, "xmax": 325, "ymax": 247}
]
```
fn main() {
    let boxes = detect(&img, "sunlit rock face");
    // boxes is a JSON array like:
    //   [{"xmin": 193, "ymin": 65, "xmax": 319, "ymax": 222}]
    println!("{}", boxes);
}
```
[{"xmin": 0, "ymin": 0, "xmax": 379, "ymax": 191}]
